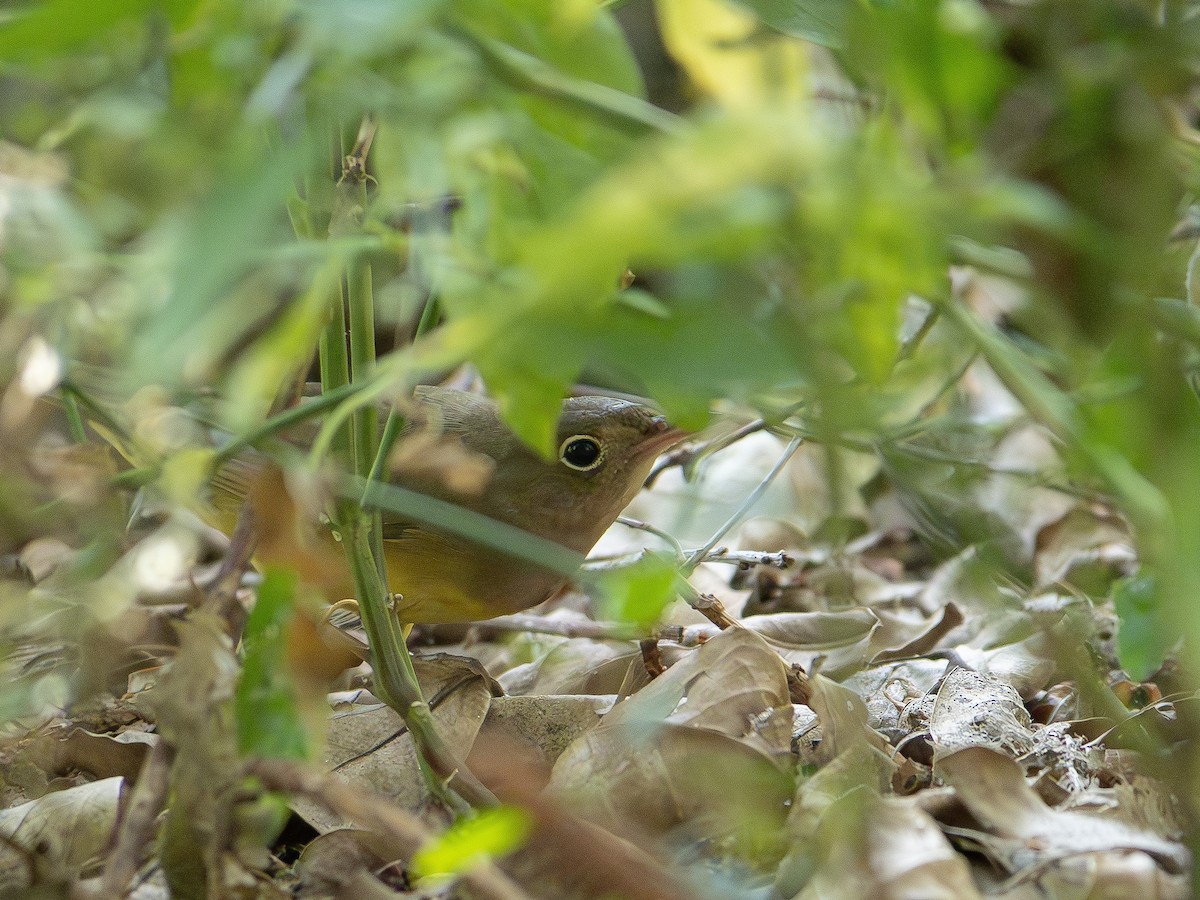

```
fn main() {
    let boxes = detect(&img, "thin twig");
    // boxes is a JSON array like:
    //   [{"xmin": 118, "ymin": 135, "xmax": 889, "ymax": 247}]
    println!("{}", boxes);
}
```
[
  {"xmin": 675, "ymin": 580, "xmax": 739, "ymax": 630},
  {"xmin": 76, "ymin": 739, "xmax": 176, "ymax": 899},
  {"xmin": 614, "ymin": 516, "xmax": 684, "ymax": 558},
  {"xmin": 584, "ymin": 546, "xmax": 792, "ymax": 573},
  {"xmin": 911, "ymin": 349, "xmax": 979, "ymax": 423},
  {"xmin": 478, "ymin": 614, "xmax": 688, "ymax": 644},
  {"xmin": 644, "ymin": 401, "xmax": 805, "ymax": 488},
  {"xmin": 681, "ymin": 435, "xmax": 804, "ymax": 575},
  {"xmin": 892, "ymin": 302, "xmax": 942, "ymax": 369},
  {"xmin": 639, "ymin": 639, "xmax": 665, "ymax": 678},
  {"xmin": 201, "ymin": 498, "xmax": 259, "ymax": 639},
  {"xmin": 771, "ymin": 419, "xmax": 1102, "ymax": 502}
]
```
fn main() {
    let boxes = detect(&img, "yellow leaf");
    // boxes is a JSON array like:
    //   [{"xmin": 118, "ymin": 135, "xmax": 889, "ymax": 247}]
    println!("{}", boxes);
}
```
[{"xmin": 657, "ymin": 0, "xmax": 809, "ymax": 108}]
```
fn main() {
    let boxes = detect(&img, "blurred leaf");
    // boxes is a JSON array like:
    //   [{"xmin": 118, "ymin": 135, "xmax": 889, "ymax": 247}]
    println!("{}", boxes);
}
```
[
  {"xmin": 0, "ymin": 0, "xmax": 195, "ymax": 60},
  {"xmin": 127, "ymin": 139, "xmax": 313, "ymax": 388},
  {"xmin": 845, "ymin": 0, "xmax": 1014, "ymax": 148},
  {"xmin": 236, "ymin": 568, "xmax": 308, "ymax": 760},
  {"xmin": 453, "ymin": 0, "xmax": 645, "ymax": 97},
  {"xmin": 437, "ymin": 105, "xmax": 949, "ymax": 445},
  {"xmin": 729, "ymin": 0, "xmax": 852, "ymax": 48},
  {"xmin": 220, "ymin": 256, "xmax": 346, "ymax": 431},
  {"xmin": 596, "ymin": 553, "xmax": 677, "ymax": 626},
  {"xmin": 293, "ymin": 0, "xmax": 445, "ymax": 60},
  {"xmin": 658, "ymin": 0, "xmax": 811, "ymax": 106},
  {"xmin": 1113, "ymin": 573, "xmax": 1171, "ymax": 683},
  {"xmin": 410, "ymin": 805, "xmax": 533, "ymax": 881}
]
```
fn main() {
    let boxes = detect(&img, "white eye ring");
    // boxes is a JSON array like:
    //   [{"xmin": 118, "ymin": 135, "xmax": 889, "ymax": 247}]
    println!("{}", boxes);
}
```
[{"xmin": 558, "ymin": 435, "xmax": 605, "ymax": 471}]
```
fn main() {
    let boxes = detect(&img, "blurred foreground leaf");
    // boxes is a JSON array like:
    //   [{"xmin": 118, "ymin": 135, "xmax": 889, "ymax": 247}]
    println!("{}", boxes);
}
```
[
  {"xmin": 235, "ymin": 568, "xmax": 308, "ymax": 760},
  {"xmin": 410, "ymin": 805, "xmax": 533, "ymax": 883}
]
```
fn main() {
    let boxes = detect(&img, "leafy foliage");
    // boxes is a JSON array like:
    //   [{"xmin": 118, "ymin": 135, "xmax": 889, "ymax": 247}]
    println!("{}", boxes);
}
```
[{"xmin": 4, "ymin": 0, "xmax": 1200, "ymax": 895}]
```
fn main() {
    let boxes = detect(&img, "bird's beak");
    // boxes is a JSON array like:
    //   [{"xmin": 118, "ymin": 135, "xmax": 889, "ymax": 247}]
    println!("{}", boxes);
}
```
[{"xmin": 638, "ymin": 416, "xmax": 688, "ymax": 458}]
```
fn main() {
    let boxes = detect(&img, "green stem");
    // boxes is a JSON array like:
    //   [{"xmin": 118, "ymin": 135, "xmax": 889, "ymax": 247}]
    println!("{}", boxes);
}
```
[
  {"xmin": 345, "ymin": 235, "xmax": 378, "ymax": 478},
  {"xmin": 338, "ymin": 131, "xmax": 384, "ymax": 576},
  {"xmin": 318, "ymin": 286, "xmax": 352, "ymax": 463},
  {"xmin": 356, "ymin": 292, "xmax": 438, "ymax": 499},
  {"xmin": 415, "ymin": 294, "xmax": 440, "ymax": 338},
  {"xmin": 321, "ymin": 118, "xmax": 493, "ymax": 811},
  {"xmin": 363, "ymin": 410, "xmax": 406, "ymax": 504},
  {"xmin": 61, "ymin": 389, "xmax": 87, "ymax": 443},
  {"xmin": 343, "ymin": 517, "xmax": 495, "ymax": 811},
  {"xmin": 209, "ymin": 380, "xmax": 366, "ymax": 468},
  {"xmin": 445, "ymin": 23, "xmax": 679, "ymax": 135}
]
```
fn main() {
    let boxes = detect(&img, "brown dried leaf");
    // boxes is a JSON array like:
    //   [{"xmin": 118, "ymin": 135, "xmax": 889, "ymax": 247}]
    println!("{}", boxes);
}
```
[
  {"xmin": 311, "ymin": 654, "xmax": 497, "ymax": 822},
  {"xmin": 929, "ymin": 668, "xmax": 1035, "ymax": 760},
  {"xmin": 498, "ymin": 639, "xmax": 639, "ymax": 696},
  {"xmin": 843, "ymin": 658, "xmax": 946, "ymax": 735},
  {"xmin": 777, "ymin": 742, "xmax": 895, "ymax": 899},
  {"xmin": 549, "ymin": 627, "xmax": 793, "ymax": 845},
  {"xmin": 740, "ymin": 609, "xmax": 879, "ymax": 678},
  {"xmin": 34, "ymin": 727, "xmax": 156, "ymax": 784},
  {"xmin": 481, "ymin": 694, "xmax": 613, "ymax": 766},
  {"xmin": 1034, "ymin": 505, "xmax": 1135, "ymax": 592},
  {"xmin": 870, "ymin": 602, "xmax": 965, "ymax": 663},
  {"xmin": 1012, "ymin": 849, "xmax": 1190, "ymax": 900},
  {"xmin": 974, "ymin": 425, "xmax": 1073, "ymax": 563},
  {"xmin": 938, "ymin": 747, "xmax": 1190, "ymax": 874},
  {"xmin": 950, "ymin": 633, "xmax": 1057, "ymax": 698},
  {"xmin": 554, "ymin": 724, "xmax": 793, "ymax": 844},
  {"xmin": 0, "ymin": 776, "xmax": 123, "ymax": 894},
  {"xmin": 293, "ymin": 828, "xmax": 393, "ymax": 897},
  {"xmin": 16, "ymin": 537, "xmax": 76, "ymax": 584},
  {"xmin": 865, "ymin": 797, "xmax": 981, "ymax": 900},
  {"xmin": 805, "ymin": 674, "xmax": 893, "ymax": 764}
]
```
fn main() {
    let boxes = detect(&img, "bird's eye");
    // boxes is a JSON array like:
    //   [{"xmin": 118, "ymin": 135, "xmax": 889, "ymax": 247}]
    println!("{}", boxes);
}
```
[{"xmin": 559, "ymin": 435, "xmax": 605, "ymax": 471}]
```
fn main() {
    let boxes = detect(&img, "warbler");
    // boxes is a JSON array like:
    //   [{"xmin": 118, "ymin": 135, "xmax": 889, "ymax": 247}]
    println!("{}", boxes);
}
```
[{"xmin": 207, "ymin": 388, "xmax": 685, "ymax": 624}]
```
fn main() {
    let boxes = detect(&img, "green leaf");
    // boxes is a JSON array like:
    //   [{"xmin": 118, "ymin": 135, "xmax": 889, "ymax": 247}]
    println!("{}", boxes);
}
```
[
  {"xmin": 1113, "ymin": 573, "xmax": 1171, "ymax": 682},
  {"xmin": 450, "ymin": 0, "xmax": 646, "ymax": 99},
  {"xmin": 598, "ymin": 553, "xmax": 678, "ymax": 627},
  {"xmin": 127, "ymin": 139, "xmax": 314, "ymax": 388},
  {"xmin": 411, "ymin": 806, "xmax": 533, "ymax": 881},
  {"xmin": 0, "ymin": 0, "xmax": 163, "ymax": 60},
  {"xmin": 235, "ymin": 568, "xmax": 309, "ymax": 760},
  {"xmin": 729, "ymin": 0, "xmax": 853, "ymax": 48}
]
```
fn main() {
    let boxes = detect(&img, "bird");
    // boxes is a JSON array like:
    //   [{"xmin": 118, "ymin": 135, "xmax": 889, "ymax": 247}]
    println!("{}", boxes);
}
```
[{"xmin": 206, "ymin": 388, "xmax": 686, "ymax": 624}]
